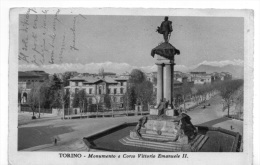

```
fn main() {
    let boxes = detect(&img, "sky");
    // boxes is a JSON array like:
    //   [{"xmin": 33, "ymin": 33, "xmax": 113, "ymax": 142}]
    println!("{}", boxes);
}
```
[{"xmin": 18, "ymin": 12, "xmax": 244, "ymax": 74}]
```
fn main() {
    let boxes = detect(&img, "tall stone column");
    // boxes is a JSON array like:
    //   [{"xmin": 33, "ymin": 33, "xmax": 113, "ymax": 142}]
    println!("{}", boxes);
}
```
[
  {"xmin": 156, "ymin": 63, "xmax": 163, "ymax": 104},
  {"xmin": 165, "ymin": 63, "xmax": 173, "ymax": 107},
  {"xmin": 171, "ymin": 62, "xmax": 175, "ymax": 106}
]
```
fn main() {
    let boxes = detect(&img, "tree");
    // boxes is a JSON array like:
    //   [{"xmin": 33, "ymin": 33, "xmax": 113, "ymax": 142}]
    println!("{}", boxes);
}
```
[
  {"xmin": 62, "ymin": 72, "xmax": 74, "ymax": 87},
  {"xmin": 180, "ymin": 83, "xmax": 192, "ymax": 110},
  {"xmin": 78, "ymin": 89, "xmax": 88, "ymax": 116},
  {"xmin": 104, "ymin": 94, "xmax": 111, "ymax": 109},
  {"xmin": 128, "ymin": 69, "xmax": 146, "ymax": 84},
  {"xmin": 27, "ymin": 82, "xmax": 41, "ymax": 119},
  {"xmin": 126, "ymin": 85, "xmax": 137, "ymax": 110},
  {"xmin": 53, "ymin": 88, "xmax": 70, "ymax": 119},
  {"xmin": 126, "ymin": 69, "xmax": 154, "ymax": 110},
  {"xmin": 110, "ymin": 95, "xmax": 117, "ymax": 117},
  {"xmin": 135, "ymin": 80, "xmax": 154, "ymax": 111},
  {"xmin": 93, "ymin": 95, "xmax": 102, "ymax": 117},
  {"xmin": 218, "ymin": 80, "xmax": 243, "ymax": 117},
  {"xmin": 18, "ymin": 86, "xmax": 23, "ymax": 112},
  {"xmin": 49, "ymin": 74, "xmax": 63, "ymax": 108},
  {"xmin": 37, "ymin": 81, "xmax": 51, "ymax": 118},
  {"xmin": 18, "ymin": 87, "xmax": 22, "ymax": 104}
]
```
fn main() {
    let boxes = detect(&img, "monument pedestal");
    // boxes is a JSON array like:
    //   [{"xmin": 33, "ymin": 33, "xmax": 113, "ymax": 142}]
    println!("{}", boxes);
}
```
[{"xmin": 120, "ymin": 113, "xmax": 207, "ymax": 152}]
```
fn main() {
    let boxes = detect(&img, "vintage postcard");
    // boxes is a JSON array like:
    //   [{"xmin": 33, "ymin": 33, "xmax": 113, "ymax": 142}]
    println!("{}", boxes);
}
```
[{"xmin": 9, "ymin": 8, "xmax": 253, "ymax": 165}]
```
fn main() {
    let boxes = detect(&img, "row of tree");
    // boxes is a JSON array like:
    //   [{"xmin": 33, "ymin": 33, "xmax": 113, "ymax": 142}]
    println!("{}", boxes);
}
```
[{"xmin": 173, "ymin": 78, "xmax": 244, "ymax": 117}]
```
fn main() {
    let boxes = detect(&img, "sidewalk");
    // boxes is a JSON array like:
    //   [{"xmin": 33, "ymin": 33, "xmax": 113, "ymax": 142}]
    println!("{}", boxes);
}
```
[{"xmin": 18, "ymin": 112, "xmax": 60, "ymax": 126}]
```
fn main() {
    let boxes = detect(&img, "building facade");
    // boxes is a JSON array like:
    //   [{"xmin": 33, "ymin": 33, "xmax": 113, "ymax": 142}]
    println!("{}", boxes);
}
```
[
  {"xmin": 18, "ymin": 70, "xmax": 49, "ymax": 104},
  {"xmin": 65, "ymin": 75, "xmax": 128, "ymax": 110}
]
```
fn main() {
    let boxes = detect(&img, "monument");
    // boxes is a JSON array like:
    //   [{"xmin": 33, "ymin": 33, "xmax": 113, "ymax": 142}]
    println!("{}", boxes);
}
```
[
  {"xmin": 119, "ymin": 17, "xmax": 207, "ymax": 152},
  {"xmin": 83, "ymin": 17, "xmax": 241, "ymax": 152},
  {"xmin": 82, "ymin": 17, "xmax": 241, "ymax": 152}
]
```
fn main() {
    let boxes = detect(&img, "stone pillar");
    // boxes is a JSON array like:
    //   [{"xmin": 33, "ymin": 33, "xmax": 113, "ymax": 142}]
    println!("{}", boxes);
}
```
[
  {"xmin": 165, "ymin": 63, "xmax": 173, "ymax": 107},
  {"xmin": 171, "ymin": 62, "xmax": 175, "ymax": 106},
  {"xmin": 156, "ymin": 63, "xmax": 163, "ymax": 104},
  {"xmin": 163, "ymin": 66, "xmax": 167, "ymax": 100}
]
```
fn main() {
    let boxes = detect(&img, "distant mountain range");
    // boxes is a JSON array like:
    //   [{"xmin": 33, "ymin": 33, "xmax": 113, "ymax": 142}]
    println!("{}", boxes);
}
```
[{"xmin": 191, "ymin": 64, "xmax": 244, "ymax": 78}]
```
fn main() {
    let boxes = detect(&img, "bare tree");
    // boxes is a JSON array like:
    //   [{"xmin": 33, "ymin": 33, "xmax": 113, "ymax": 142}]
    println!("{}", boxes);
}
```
[
  {"xmin": 218, "ymin": 80, "xmax": 243, "ymax": 117},
  {"xmin": 103, "ymin": 94, "xmax": 111, "ymax": 117},
  {"xmin": 53, "ymin": 88, "xmax": 70, "ymax": 119},
  {"xmin": 110, "ymin": 95, "xmax": 117, "ymax": 117},
  {"xmin": 93, "ymin": 95, "xmax": 102, "ymax": 118},
  {"xmin": 180, "ymin": 83, "xmax": 192, "ymax": 111},
  {"xmin": 78, "ymin": 89, "xmax": 88, "ymax": 117},
  {"xmin": 27, "ymin": 82, "xmax": 41, "ymax": 119}
]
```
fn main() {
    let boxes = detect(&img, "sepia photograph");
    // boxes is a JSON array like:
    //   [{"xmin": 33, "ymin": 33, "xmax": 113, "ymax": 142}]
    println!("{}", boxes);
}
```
[{"xmin": 7, "ymin": 6, "xmax": 255, "ymax": 165}]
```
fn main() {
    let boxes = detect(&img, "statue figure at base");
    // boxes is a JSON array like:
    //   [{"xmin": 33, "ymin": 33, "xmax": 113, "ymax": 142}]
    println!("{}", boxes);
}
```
[
  {"xmin": 156, "ymin": 16, "xmax": 173, "ymax": 43},
  {"xmin": 157, "ymin": 98, "xmax": 168, "ymax": 116}
]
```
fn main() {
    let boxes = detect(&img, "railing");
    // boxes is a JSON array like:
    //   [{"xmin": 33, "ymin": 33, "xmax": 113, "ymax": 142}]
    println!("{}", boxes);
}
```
[{"xmin": 64, "ymin": 109, "xmax": 150, "ymax": 119}]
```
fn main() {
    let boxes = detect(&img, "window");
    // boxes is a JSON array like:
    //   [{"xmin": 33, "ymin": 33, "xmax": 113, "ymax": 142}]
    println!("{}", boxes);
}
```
[
  {"xmin": 89, "ymin": 97, "xmax": 92, "ymax": 104},
  {"xmin": 120, "ymin": 82, "xmax": 123, "ymax": 86},
  {"xmin": 75, "ymin": 82, "xmax": 78, "ymax": 86},
  {"xmin": 108, "ymin": 88, "xmax": 111, "ymax": 94},
  {"xmin": 120, "ymin": 88, "xmax": 124, "ymax": 94},
  {"xmin": 114, "ymin": 88, "xmax": 117, "ymax": 94},
  {"xmin": 100, "ymin": 96, "xmax": 104, "ymax": 102},
  {"xmin": 120, "ymin": 97, "xmax": 123, "ymax": 103},
  {"xmin": 99, "ymin": 86, "xmax": 102, "ymax": 94},
  {"xmin": 89, "ymin": 88, "xmax": 92, "ymax": 94}
]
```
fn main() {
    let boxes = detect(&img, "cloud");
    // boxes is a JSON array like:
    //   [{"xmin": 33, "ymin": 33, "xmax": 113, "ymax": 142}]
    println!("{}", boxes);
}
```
[
  {"xmin": 18, "ymin": 62, "xmax": 158, "ymax": 74},
  {"xmin": 19, "ymin": 59, "xmax": 243, "ymax": 74},
  {"xmin": 197, "ymin": 59, "xmax": 244, "ymax": 67}
]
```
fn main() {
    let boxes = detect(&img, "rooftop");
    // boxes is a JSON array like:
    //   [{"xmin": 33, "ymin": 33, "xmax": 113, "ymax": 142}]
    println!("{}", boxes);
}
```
[
  {"xmin": 69, "ymin": 75, "xmax": 126, "ymax": 84},
  {"xmin": 18, "ymin": 71, "xmax": 41, "ymax": 78}
]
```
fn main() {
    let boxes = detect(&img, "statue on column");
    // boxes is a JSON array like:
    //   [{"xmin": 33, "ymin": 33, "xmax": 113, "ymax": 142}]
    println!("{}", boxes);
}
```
[{"xmin": 156, "ymin": 16, "xmax": 173, "ymax": 43}]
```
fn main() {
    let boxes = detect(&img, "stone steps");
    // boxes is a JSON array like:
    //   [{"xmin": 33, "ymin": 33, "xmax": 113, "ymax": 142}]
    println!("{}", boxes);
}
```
[
  {"xmin": 120, "ymin": 134, "xmax": 208, "ymax": 152},
  {"xmin": 120, "ymin": 136, "xmax": 182, "ymax": 152},
  {"xmin": 141, "ymin": 133, "xmax": 178, "ymax": 141}
]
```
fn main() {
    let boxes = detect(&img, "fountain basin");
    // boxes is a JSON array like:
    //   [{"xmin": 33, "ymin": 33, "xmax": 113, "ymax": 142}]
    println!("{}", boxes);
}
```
[{"xmin": 83, "ymin": 122, "xmax": 241, "ymax": 152}]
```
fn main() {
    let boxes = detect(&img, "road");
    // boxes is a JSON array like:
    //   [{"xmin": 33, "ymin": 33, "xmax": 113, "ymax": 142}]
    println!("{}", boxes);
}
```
[{"xmin": 18, "ymin": 94, "xmax": 243, "ymax": 151}]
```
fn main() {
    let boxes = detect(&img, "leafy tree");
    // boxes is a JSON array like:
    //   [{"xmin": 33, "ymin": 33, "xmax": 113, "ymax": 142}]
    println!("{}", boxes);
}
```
[
  {"xmin": 125, "ymin": 85, "xmax": 137, "ymax": 110},
  {"xmin": 126, "ymin": 69, "xmax": 155, "ymax": 111},
  {"xmin": 104, "ymin": 94, "xmax": 111, "ymax": 109},
  {"xmin": 49, "ymin": 74, "xmax": 63, "ymax": 108},
  {"xmin": 135, "ymin": 80, "xmax": 154, "ymax": 110},
  {"xmin": 62, "ymin": 72, "xmax": 75, "ymax": 87},
  {"xmin": 128, "ymin": 69, "xmax": 146, "ymax": 84}
]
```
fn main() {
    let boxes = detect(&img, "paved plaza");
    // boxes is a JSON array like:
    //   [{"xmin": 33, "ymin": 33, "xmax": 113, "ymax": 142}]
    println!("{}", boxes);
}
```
[{"xmin": 18, "ymin": 95, "xmax": 243, "ymax": 151}]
